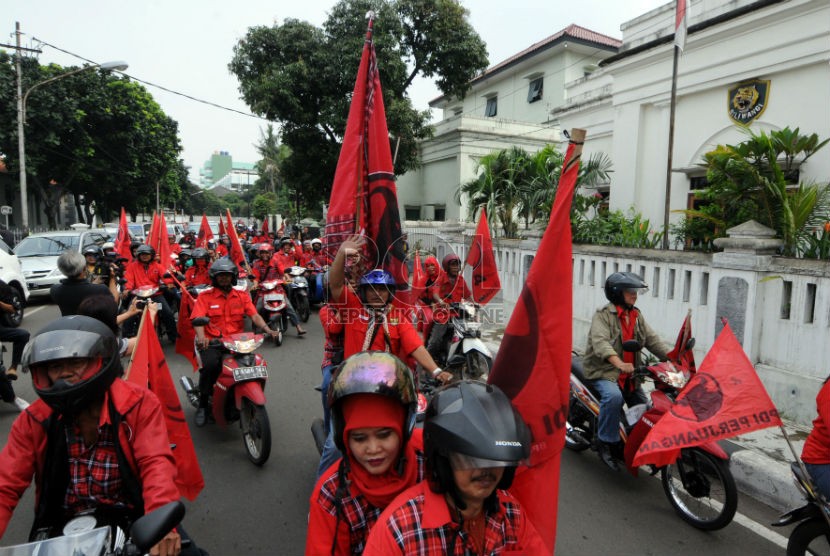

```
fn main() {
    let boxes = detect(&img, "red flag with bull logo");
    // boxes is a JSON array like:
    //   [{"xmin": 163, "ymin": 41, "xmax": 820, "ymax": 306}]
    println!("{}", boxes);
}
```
[{"xmin": 197, "ymin": 214, "xmax": 213, "ymax": 249}]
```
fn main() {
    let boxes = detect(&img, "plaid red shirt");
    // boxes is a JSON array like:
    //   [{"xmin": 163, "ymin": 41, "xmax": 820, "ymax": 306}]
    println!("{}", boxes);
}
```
[
  {"xmin": 64, "ymin": 424, "xmax": 132, "ymax": 514},
  {"xmin": 319, "ymin": 304, "xmax": 344, "ymax": 369},
  {"xmin": 363, "ymin": 481, "xmax": 547, "ymax": 555}
]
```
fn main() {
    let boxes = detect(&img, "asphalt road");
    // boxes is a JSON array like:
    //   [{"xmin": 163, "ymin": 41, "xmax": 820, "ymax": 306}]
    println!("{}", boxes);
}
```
[{"xmin": 0, "ymin": 299, "xmax": 797, "ymax": 555}]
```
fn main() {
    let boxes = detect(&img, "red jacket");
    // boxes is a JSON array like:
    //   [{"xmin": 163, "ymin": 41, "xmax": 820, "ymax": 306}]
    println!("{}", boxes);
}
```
[
  {"xmin": 124, "ymin": 260, "xmax": 165, "ymax": 292},
  {"xmin": 803, "ymin": 380, "xmax": 830, "ymax": 464},
  {"xmin": 184, "ymin": 265, "xmax": 211, "ymax": 287},
  {"xmin": 190, "ymin": 286, "xmax": 257, "ymax": 339},
  {"xmin": 273, "ymin": 251, "xmax": 297, "ymax": 274},
  {"xmin": 0, "ymin": 380, "xmax": 179, "ymax": 538}
]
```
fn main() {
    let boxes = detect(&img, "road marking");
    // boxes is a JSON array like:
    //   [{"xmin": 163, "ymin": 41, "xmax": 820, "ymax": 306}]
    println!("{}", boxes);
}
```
[
  {"xmin": 23, "ymin": 305, "xmax": 47, "ymax": 319},
  {"xmin": 732, "ymin": 510, "xmax": 788, "ymax": 549}
]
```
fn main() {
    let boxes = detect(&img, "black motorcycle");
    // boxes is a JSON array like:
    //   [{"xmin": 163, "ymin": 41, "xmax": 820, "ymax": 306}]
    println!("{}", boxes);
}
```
[{"xmin": 773, "ymin": 462, "xmax": 830, "ymax": 555}]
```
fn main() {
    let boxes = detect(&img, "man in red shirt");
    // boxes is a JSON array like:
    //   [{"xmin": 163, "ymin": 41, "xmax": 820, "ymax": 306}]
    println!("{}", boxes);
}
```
[
  {"xmin": 250, "ymin": 244, "xmax": 305, "ymax": 335},
  {"xmin": 273, "ymin": 238, "xmax": 298, "ymax": 273},
  {"xmin": 425, "ymin": 253, "xmax": 471, "ymax": 364},
  {"xmin": 122, "ymin": 244, "xmax": 177, "ymax": 343},
  {"xmin": 184, "ymin": 248, "xmax": 211, "ymax": 287},
  {"xmin": 189, "ymin": 258, "xmax": 278, "ymax": 427}
]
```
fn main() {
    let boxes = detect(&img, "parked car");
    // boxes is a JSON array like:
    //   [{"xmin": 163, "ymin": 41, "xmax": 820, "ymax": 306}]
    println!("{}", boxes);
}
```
[
  {"xmin": 14, "ymin": 230, "xmax": 111, "ymax": 297},
  {"xmin": 0, "ymin": 238, "xmax": 29, "ymax": 327}
]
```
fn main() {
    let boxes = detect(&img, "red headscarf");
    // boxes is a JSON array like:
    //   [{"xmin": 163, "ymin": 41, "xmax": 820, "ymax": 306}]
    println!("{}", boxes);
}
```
[{"xmin": 342, "ymin": 394, "xmax": 418, "ymax": 508}]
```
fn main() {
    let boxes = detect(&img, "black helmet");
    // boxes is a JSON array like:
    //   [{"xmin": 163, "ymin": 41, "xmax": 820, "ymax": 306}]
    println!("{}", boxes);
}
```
[
  {"xmin": 328, "ymin": 351, "xmax": 417, "ymax": 452},
  {"xmin": 279, "ymin": 237, "xmax": 292, "ymax": 247},
  {"xmin": 178, "ymin": 248, "xmax": 192, "ymax": 259},
  {"xmin": 191, "ymin": 247, "xmax": 210, "ymax": 261},
  {"xmin": 22, "ymin": 316, "xmax": 122, "ymax": 416},
  {"xmin": 442, "ymin": 253, "xmax": 461, "ymax": 272},
  {"xmin": 424, "ymin": 381, "xmax": 531, "ymax": 505},
  {"xmin": 604, "ymin": 272, "xmax": 648, "ymax": 308},
  {"xmin": 135, "ymin": 244, "xmax": 155, "ymax": 258},
  {"xmin": 82, "ymin": 245, "xmax": 103, "ymax": 258},
  {"xmin": 209, "ymin": 258, "xmax": 238, "ymax": 286}
]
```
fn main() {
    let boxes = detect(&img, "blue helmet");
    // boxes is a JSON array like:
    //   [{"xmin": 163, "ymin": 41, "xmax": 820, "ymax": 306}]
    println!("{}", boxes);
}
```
[{"xmin": 359, "ymin": 269, "xmax": 396, "ymax": 288}]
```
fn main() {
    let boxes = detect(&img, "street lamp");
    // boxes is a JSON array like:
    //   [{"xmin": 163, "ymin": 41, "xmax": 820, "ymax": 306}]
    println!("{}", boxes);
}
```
[{"xmin": 16, "ymin": 59, "xmax": 128, "ymax": 229}]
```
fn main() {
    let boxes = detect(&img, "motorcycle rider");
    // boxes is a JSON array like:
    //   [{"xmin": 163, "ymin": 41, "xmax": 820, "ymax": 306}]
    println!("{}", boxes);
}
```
[
  {"xmin": 425, "ymin": 253, "xmax": 471, "ymax": 365},
  {"xmin": 189, "ymin": 259, "xmax": 279, "ymax": 427},
  {"xmin": 0, "ymin": 315, "xmax": 194, "ymax": 555},
  {"xmin": 363, "ymin": 380, "xmax": 545, "ymax": 555},
  {"xmin": 184, "ymin": 248, "xmax": 211, "ymax": 287},
  {"xmin": 307, "ymin": 238, "xmax": 332, "ymax": 268},
  {"xmin": 801, "ymin": 375, "xmax": 830, "ymax": 499},
  {"xmin": 583, "ymin": 272, "xmax": 670, "ymax": 471},
  {"xmin": 273, "ymin": 237, "xmax": 298, "ymax": 272},
  {"xmin": 305, "ymin": 351, "xmax": 425, "ymax": 555},
  {"xmin": 83, "ymin": 245, "xmax": 103, "ymax": 280},
  {"xmin": 250, "ymin": 243, "xmax": 306, "ymax": 336},
  {"xmin": 123, "ymin": 244, "xmax": 178, "ymax": 344}
]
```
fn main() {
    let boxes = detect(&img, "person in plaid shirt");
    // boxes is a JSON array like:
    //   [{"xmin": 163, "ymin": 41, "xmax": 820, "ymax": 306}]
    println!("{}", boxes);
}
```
[
  {"xmin": 364, "ymin": 381, "xmax": 547, "ymax": 555},
  {"xmin": 0, "ymin": 316, "xmax": 193, "ymax": 556},
  {"xmin": 305, "ymin": 352, "xmax": 426, "ymax": 556}
]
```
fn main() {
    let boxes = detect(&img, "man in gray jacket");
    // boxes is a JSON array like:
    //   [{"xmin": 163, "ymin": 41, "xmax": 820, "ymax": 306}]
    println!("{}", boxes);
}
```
[{"xmin": 582, "ymin": 272, "xmax": 670, "ymax": 471}]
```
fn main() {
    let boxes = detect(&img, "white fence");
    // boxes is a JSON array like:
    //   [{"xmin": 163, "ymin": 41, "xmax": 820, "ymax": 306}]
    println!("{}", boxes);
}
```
[{"xmin": 404, "ymin": 221, "xmax": 830, "ymax": 426}]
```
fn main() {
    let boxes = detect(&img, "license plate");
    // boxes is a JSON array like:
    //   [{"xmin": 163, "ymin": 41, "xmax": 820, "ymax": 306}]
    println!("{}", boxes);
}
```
[
  {"xmin": 232, "ymin": 365, "xmax": 268, "ymax": 382},
  {"xmin": 264, "ymin": 293, "xmax": 284, "ymax": 301}
]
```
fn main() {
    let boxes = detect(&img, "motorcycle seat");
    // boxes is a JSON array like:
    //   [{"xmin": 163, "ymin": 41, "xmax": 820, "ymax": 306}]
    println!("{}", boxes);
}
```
[{"xmin": 571, "ymin": 354, "xmax": 602, "ymax": 399}]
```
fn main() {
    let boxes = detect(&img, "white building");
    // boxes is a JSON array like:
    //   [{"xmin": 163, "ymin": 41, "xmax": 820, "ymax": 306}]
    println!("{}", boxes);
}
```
[
  {"xmin": 397, "ymin": 25, "xmax": 621, "ymax": 223},
  {"xmin": 553, "ymin": 0, "xmax": 830, "ymax": 231}
]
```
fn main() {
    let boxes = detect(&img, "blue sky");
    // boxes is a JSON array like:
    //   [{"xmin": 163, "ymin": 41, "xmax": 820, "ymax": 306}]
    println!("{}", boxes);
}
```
[{"xmin": 3, "ymin": 0, "xmax": 670, "ymax": 181}]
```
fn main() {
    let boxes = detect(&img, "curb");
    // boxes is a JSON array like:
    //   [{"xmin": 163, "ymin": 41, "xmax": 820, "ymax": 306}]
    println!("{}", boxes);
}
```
[{"xmin": 729, "ymin": 447, "xmax": 801, "ymax": 512}]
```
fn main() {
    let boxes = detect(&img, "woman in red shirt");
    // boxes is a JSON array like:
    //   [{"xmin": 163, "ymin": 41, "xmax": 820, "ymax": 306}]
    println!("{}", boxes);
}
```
[{"xmin": 802, "ymin": 376, "xmax": 830, "ymax": 499}]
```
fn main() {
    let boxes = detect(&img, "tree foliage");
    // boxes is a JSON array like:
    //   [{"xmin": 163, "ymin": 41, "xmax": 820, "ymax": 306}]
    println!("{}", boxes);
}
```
[{"xmin": 229, "ymin": 0, "xmax": 488, "ymax": 217}]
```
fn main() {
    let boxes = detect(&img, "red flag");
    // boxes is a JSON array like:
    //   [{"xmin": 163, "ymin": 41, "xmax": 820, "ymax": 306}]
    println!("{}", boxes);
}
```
[
  {"xmin": 218, "ymin": 217, "xmax": 226, "ymax": 237},
  {"xmin": 410, "ymin": 251, "xmax": 426, "ymax": 302},
  {"xmin": 324, "ymin": 17, "xmax": 407, "ymax": 286},
  {"xmin": 668, "ymin": 310, "xmax": 696, "ymax": 372},
  {"xmin": 465, "ymin": 208, "xmax": 501, "ymax": 305},
  {"xmin": 675, "ymin": 0, "xmax": 688, "ymax": 51},
  {"xmin": 261, "ymin": 217, "xmax": 269, "ymax": 236},
  {"xmin": 197, "ymin": 214, "xmax": 213, "ymax": 249},
  {"xmin": 146, "ymin": 213, "xmax": 160, "ymax": 251},
  {"xmin": 126, "ymin": 313, "xmax": 204, "ymax": 500},
  {"xmin": 113, "ymin": 207, "xmax": 132, "ymax": 261},
  {"xmin": 487, "ymin": 130, "xmax": 585, "ymax": 553},
  {"xmin": 175, "ymin": 292, "xmax": 199, "ymax": 370},
  {"xmin": 277, "ymin": 221, "xmax": 284, "ymax": 237},
  {"xmin": 225, "ymin": 209, "xmax": 247, "ymax": 268},
  {"xmin": 633, "ymin": 322, "xmax": 782, "ymax": 467},
  {"xmin": 156, "ymin": 212, "xmax": 172, "ymax": 269}
]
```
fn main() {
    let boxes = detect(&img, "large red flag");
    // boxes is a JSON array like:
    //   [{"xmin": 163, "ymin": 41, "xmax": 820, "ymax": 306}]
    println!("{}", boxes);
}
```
[
  {"xmin": 196, "ymin": 214, "xmax": 213, "ymax": 249},
  {"xmin": 488, "ymin": 129, "xmax": 585, "ymax": 553},
  {"xmin": 465, "ymin": 207, "xmax": 501, "ymax": 305},
  {"xmin": 146, "ymin": 213, "xmax": 160, "ymax": 251},
  {"xmin": 633, "ymin": 322, "xmax": 782, "ymax": 467},
  {"xmin": 156, "ymin": 212, "xmax": 172, "ymax": 269},
  {"xmin": 324, "ymin": 16, "xmax": 407, "ymax": 287},
  {"xmin": 126, "ymin": 312, "xmax": 204, "ymax": 500},
  {"xmin": 175, "ymin": 292, "xmax": 199, "ymax": 371},
  {"xmin": 113, "ymin": 207, "xmax": 132, "ymax": 261},
  {"xmin": 410, "ymin": 251, "xmax": 426, "ymax": 302},
  {"xmin": 261, "ymin": 217, "xmax": 269, "ymax": 236},
  {"xmin": 225, "ymin": 209, "xmax": 247, "ymax": 269},
  {"xmin": 218, "ymin": 217, "xmax": 226, "ymax": 237}
]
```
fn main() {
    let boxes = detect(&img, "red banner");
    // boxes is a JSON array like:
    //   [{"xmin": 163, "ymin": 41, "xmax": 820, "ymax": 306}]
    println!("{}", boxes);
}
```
[
  {"xmin": 465, "ymin": 207, "xmax": 501, "ymax": 305},
  {"xmin": 261, "ymin": 217, "xmax": 269, "ymax": 235},
  {"xmin": 175, "ymin": 292, "xmax": 198, "ymax": 371},
  {"xmin": 197, "ymin": 214, "xmax": 213, "ymax": 249},
  {"xmin": 218, "ymin": 218, "xmax": 226, "ymax": 237},
  {"xmin": 126, "ymin": 313, "xmax": 204, "ymax": 500},
  {"xmin": 633, "ymin": 322, "xmax": 782, "ymax": 467},
  {"xmin": 114, "ymin": 207, "xmax": 132, "ymax": 261},
  {"xmin": 487, "ymin": 130, "xmax": 585, "ymax": 553},
  {"xmin": 225, "ymin": 209, "xmax": 247, "ymax": 269},
  {"xmin": 324, "ymin": 17, "xmax": 407, "ymax": 286}
]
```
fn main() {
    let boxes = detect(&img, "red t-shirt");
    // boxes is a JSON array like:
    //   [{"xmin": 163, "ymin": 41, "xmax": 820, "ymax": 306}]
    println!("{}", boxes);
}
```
[
  {"xmin": 333, "ymin": 288, "xmax": 423, "ymax": 361},
  {"xmin": 273, "ymin": 251, "xmax": 296, "ymax": 274},
  {"xmin": 189, "ymin": 287, "xmax": 257, "ymax": 339},
  {"xmin": 803, "ymin": 380, "xmax": 830, "ymax": 464},
  {"xmin": 184, "ymin": 265, "xmax": 211, "ymax": 287},
  {"xmin": 124, "ymin": 261, "xmax": 164, "ymax": 291}
]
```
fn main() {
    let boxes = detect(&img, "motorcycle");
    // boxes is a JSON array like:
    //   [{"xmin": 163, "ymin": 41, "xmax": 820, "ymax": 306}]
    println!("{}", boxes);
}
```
[
  {"xmin": 565, "ymin": 338, "xmax": 739, "ymax": 531},
  {"xmin": 0, "ymin": 501, "xmax": 184, "ymax": 556},
  {"xmin": 441, "ymin": 300, "xmax": 492, "ymax": 382},
  {"xmin": 123, "ymin": 286, "xmax": 162, "ymax": 339},
  {"xmin": 286, "ymin": 266, "xmax": 310, "ymax": 323},
  {"xmin": 773, "ymin": 462, "xmax": 830, "ymax": 555},
  {"xmin": 257, "ymin": 278, "xmax": 288, "ymax": 346},
  {"xmin": 181, "ymin": 318, "xmax": 272, "ymax": 465},
  {"xmin": 304, "ymin": 262, "xmax": 329, "ymax": 307}
]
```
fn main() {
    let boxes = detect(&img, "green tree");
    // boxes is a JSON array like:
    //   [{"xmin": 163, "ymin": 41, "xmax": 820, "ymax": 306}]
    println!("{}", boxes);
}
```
[
  {"xmin": 251, "ymin": 192, "xmax": 278, "ymax": 220},
  {"xmin": 229, "ymin": 0, "xmax": 487, "ymax": 216}
]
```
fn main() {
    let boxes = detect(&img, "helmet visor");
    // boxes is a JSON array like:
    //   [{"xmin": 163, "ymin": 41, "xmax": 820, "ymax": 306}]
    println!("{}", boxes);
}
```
[
  {"xmin": 623, "ymin": 286, "xmax": 648, "ymax": 295},
  {"xmin": 449, "ymin": 451, "xmax": 520, "ymax": 470}
]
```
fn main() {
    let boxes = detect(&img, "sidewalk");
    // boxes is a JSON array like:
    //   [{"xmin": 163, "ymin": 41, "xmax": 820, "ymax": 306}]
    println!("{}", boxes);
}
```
[{"xmin": 480, "ymin": 330, "xmax": 809, "ymax": 513}]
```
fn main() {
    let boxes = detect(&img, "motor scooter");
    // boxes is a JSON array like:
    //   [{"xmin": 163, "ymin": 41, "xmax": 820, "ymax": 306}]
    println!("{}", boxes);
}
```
[
  {"xmin": 304, "ymin": 262, "xmax": 328, "ymax": 307},
  {"xmin": 286, "ymin": 266, "xmax": 310, "ymax": 322},
  {"xmin": 0, "ymin": 501, "xmax": 185, "ymax": 556},
  {"xmin": 181, "ymin": 318, "xmax": 272, "ymax": 465},
  {"xmin": 566, "ymin": 336, "xmax": 739, "ymax": 530},
  {"xmin": 441, "ymin": 300, "xmax": 492, "ymax": 381},
  {"xmin": 773, "ymin": 462, "xmax": 830, "ymax": 555},
  {"xmin": 257, "ymin": 278, "xmax": 288, "ymax": 346}
]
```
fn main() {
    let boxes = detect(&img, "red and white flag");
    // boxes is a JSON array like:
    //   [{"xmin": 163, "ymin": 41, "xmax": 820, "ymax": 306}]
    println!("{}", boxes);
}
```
[
  {"xmin": 113, "ymin": 207, "xmax": 132, "ymax": 261},
  {"xmin": 465, "ymin": 207, "xmax": 501, "ymax": 305},
  {"xmin": 488, "ymin": 130, "xmax": 586, "ymax": 553},
  {"xmin": 633, "ymin": 322, "xmax": 782, "ymax": 467},
  {"xmin": 675, "ymin": 0, "xmax": 688, "ymax": 51},
  {"xmin": 324, "ymin": 16, "xmax": 407, "ymax": 287},
  {"xmin": 126, "ymin": 312, "xmax": 204, "ymax": 500}
]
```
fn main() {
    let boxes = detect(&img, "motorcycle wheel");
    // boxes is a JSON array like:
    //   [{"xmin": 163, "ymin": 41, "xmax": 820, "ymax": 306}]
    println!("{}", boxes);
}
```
[
  {"xmin": 787, "ymin": 518, "xmax": 830, "ymax": 556},
  {"xmin": 464, "ymin": 351, "xmax": 492, "ymax": 381},
  {"xmin": 0, "ymin": 285, "xmax": 24, "ymax": 328},
  {"xmin": 564, "ymin": 393, "xmax": 593, "ymax": 452},
  {"xmin": 661, "ymin": 447, "xmax": 737, "ymax": 530},
  {"xmin": 296, "ymin": 296, "xmax": 310, "ymax": 323},
  {"xmin": 273, "ymin": 329, "xmax": 283, "ymax": 347},
  {"xmin": 240, "ymin": 398, "xmax": 272, "ymax": 466}
]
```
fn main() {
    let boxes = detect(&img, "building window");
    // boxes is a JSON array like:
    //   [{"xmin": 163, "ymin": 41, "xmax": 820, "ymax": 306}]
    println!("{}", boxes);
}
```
[
  {"xmin": 434, "ymin": 206, "xmax": 446, "ymax": 221},
  {"xmin": 527, "ymin": 77, "xmax": 543, "ymax": 103},
  {"xmin": 484, "ymin": 97, "xmax": 497, "ymax": 117},
  {"xmin": 404, "ymin": 206, "xmax": 420, "ymax": 221}
]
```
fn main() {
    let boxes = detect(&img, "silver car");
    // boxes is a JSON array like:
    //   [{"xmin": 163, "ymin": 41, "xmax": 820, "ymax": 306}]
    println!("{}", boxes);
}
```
[{"xmin": 14, "ymin": 230, "xmax": 111, "ymax": 297}]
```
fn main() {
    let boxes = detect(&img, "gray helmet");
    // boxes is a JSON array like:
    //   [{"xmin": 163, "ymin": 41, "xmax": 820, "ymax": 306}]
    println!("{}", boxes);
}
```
[
  {"xmin": 604, "ymin": 272, "xmax": 648, "ymax": 307},
  {"xmin": 209, "ymin": 258, "xmax": 238, "ymax": 286},
  {"xmin": 135, "ymin": 244, "xmax": 155, "ymax": 258}
]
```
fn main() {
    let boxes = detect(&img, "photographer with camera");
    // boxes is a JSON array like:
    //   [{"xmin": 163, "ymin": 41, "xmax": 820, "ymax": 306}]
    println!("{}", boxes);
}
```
[{"xmin": 50, "ymin": 251, "xmax": 118, "ymax": 316}]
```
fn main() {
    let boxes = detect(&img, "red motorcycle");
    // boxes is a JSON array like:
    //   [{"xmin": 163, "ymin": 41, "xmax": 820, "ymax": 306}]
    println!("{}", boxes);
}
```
[
  {"xmin": 256, "ymin": 278, "xmax": 288, "ymax": 346},
  {"xmin": 566, "ymin": 336, "xmax": 738, "ymax": 530},
  {"xmin": 181, "ymin": 320, "xmax": 272, "ymax": 465}
]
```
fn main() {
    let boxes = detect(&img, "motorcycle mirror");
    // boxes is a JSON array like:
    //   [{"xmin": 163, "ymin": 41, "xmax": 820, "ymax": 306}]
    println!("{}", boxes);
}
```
[
  {"xmin": 685, "ymin": 337, "xmax": 696, "ymax": 351},
  {"xmin": 130, "ymin": 500, "xmax": 185, "ymax": 553},
  {"xmin": 191, "ymin": 316, "xmax": 210, "ymax": 327},
  {"xmin": 622, "ymin": 340, "xmax": 642, "ymax": 352}
]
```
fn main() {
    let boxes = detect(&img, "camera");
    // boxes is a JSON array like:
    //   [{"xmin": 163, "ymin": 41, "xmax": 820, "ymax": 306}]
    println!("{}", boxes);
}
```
[{"xmin": 136, "ymin": 300, "xmax": 147, "ymax": 310}]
